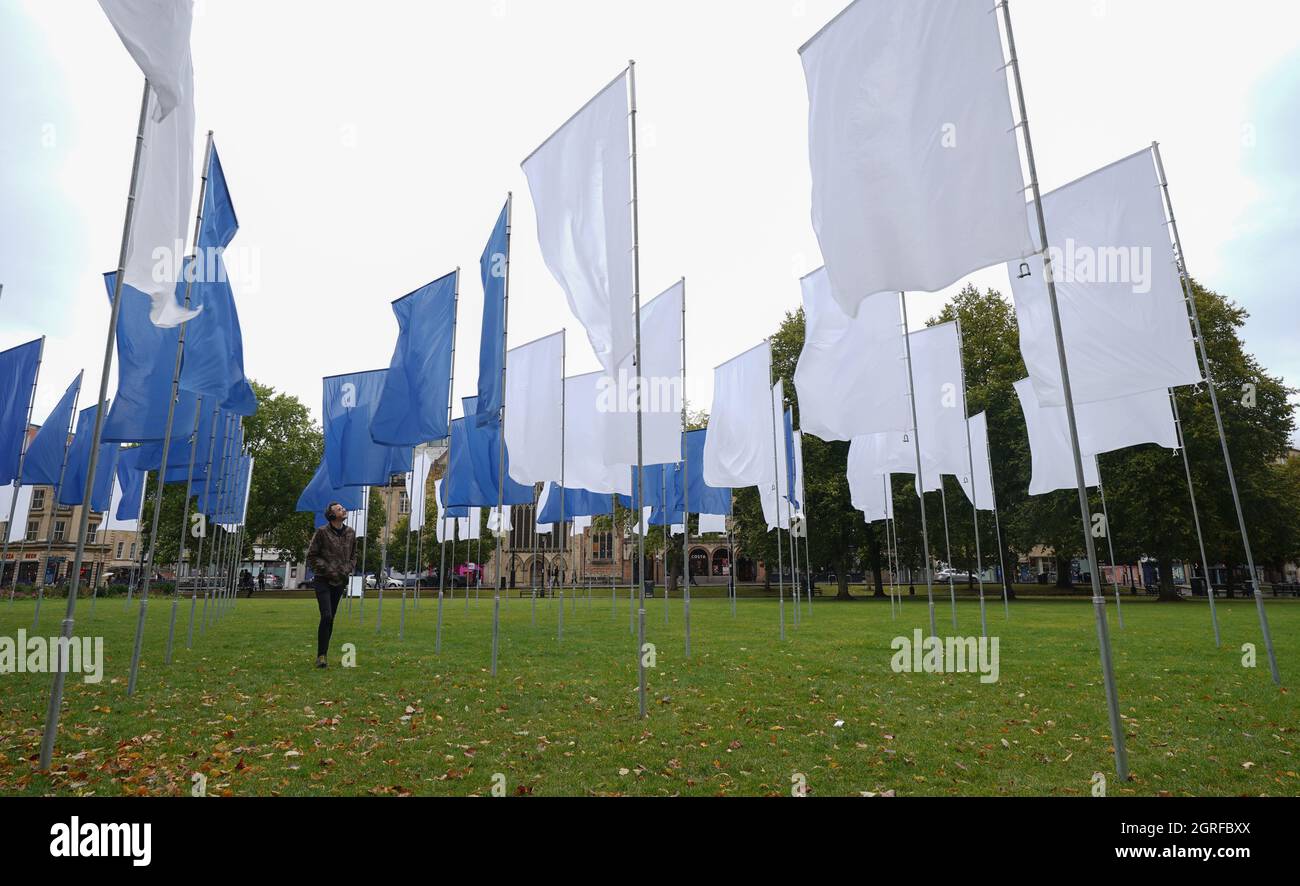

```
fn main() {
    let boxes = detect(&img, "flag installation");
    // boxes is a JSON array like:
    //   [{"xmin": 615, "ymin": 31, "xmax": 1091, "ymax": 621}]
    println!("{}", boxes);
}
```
[
  {"xmin": 759, "ymin": 381, "xmax": 791, "ymax": 531},
  {"xmin": 1014, "ymin": 379, "xmax": 1102, "ymax": 495},
  {"xmin": 178, "ymin": 144, "xmax": 257, "ymax": 416},
  {"xmin": 503, "ymin": 331, "xmax": 564, "ymax": 486},
  {"xmin": 213, "ymin": 454, "xmax": 253, "ymax": 528},
  {"xmin": 102, "ymin": 272, "xmax": 200, "ymax": 442},
  {"xmin": 98, "ymin": 0, "xmax": 200, "ymax": 326},
  {"xmin": 703, "ymin": 343, "xmax": 773, "ymax": 490},
  {"xmin": 19, "ymin": 373, "xmax": 81, "ymax": 487},
  {"xmin": 297, "ymin": 459, "xmax": 365, "ymax": 529},
  {"xmin": 371, "ymin": 272, "xmax": 458, "ymax": 446},
  {"xmin": 537, "ymin": 484, "xmax": 620, "ymax": 523},
  {"xmin": 1016, "ymin": 376, "xmax": 1179, "ymax": 470},
  {"xmin": 851, "ymin": 431, "xmax": 943, "ymax": 495},
  {"xmin": 0, "ymin": 338, "xmax": 42, "ymax": 486},
  {"xmin": 792, "ymin": 431, "xmax": 806, "ymax": 518},
  {"xmin": 477, "ymin": 200, "xmax": 510, "ymax": 427},
  {"xmin": 1010, "ymin": 149, "xmax": 1201, "ymax": 408},
  {"xmin": 799, "ymin": 0, "xmax": 1034, "ymax": 313},
  {"xmin": 794, "ymin": 268, "xmax": 909, "ymax": 441},
  {"xmin": 323, "ymin": 370, "xmax": 412, "ymax": 487},
  {"xmin": 522, "ymin": 70, "xmax": 634, "ymax": 378}
]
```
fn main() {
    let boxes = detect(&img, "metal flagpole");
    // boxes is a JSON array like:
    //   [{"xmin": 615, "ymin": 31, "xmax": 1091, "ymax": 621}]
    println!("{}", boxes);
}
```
[
  {"xmin": 207, "ymin": 415, "xmax": 235, "ymax": 626},
  {"xmin": 983, "ymin": 423, "xmax": 1011, "ymax": 620},
  {"xmin": 414, "ymin": 449, "xmax": 425, "ymax": 611},
  {"xmin": 787, "ymin": 464, "xmax": 801, "ymax": 625},
  {"xmin": 173, "ymin": 395, "xmax": 205, "ymax": 656},
  {"xmin": 1096, "ymin": 471, "xmax": 1125, "ymax": 629},
  {"xmin": 1153, "ymin": 141, "xmax": 1278, "ymax": 684},
  {"xmin": 1170, "ymin": 391, "xmax": 1219, "ymax": 645},
  {"xmin": 2, "ymin": 337, "xmax": 44, "ymax": 600},
  {"xmin": 802, "ymin": 487, "xmax": 813, "ymax": 617},
  {"xmin": 610, "ymin": 494, "xmax": 618, "ymax": 617},
  {"xmin": 955, "ymin": 320, "xmax": 989, "ymax": 638},
  {"xmin": 491, "ymin": 197, "xmax": 513, "ymax": 675},
  {"xmin": 400, "ymin": 456, "xmax": 412, "ymax": 638},
  {"xmin": 1001, "ymin": 0, "xmax": 1128, "ymax": 779},
  {"xmin": 660, "ymin": 467, "xmax": 668, "ymax": 625},
  {"xmin": 727, "ymin": 490, "xmax": 736, "ymax": 617},
  {"xmin": 442, "ymin": 269, "xmax": 460, "ymax": 639},
  {"xmin": 679, "ymin": 278, "xmax": 692, "ymax": 657},
  {"xmin": 766, "ymin": 341, "xmax": 786, "ymax": 642},
  {"xmin": 938, "ymin": 483, "xmax": 958, "ymax": 630},
  {"xmin": 40, "ymin": 81, "xmax": 151, "ymax": 769},
  {"xmin": 889, "ymin": 479, "xmax": 903, "ymax": 611},
  {"xmin": 436, "ymin": 504, "xmax": 446, "ymax": 654},
  {"xmin": 628, "ymin": 60, "xmax": 650, "ymax": 719},
  {"xmin": 33, "ymin": 371, "xmax": 80, "ymax": 626},
  {"xmin": 884, "ymin": 475, "xmax": 897, "ymax": 619},
  {"xmin": 357, "ymin": 485, "xmax": 368, "ymax": 624},
  {"xmin": 376, "ymin": 486, "xmax": 389, "ymax": 635},
  {"xmin": 196, "ymin": 408, "xmax": 224, "ymax": 633},
  {"xmin": 899, "ymin": 292, "xmax": 937, "ymax": 638},
  {"xmin": 558, "ymin": 334, "xmax": 567, "ymax": 642}
]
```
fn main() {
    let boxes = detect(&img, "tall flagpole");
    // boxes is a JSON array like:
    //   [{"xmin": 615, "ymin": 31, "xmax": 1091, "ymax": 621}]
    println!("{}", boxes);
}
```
[
  {"xmin": 983, "ymin": 423, "xmax": 1011, "ymax": 620},
  {"xmin": 171, "ymin": 394, "xmax": 205, "ymax": 658},
  {"xmin": 884, "ymin": 476, "xmax": 897, "ymax": 619},
  {"xmin": 1153, "ymin": 141, "xmax": 1278, "ymax": 684},
  {"xmin": 955, "ymin": 321, "xmax": 989, "ymax": 638},
  {"xmin": 41, "ymin": 80, "xmax": 151, "ymax": 770},
  {"xmin": 938, "ymin": 483, "xmax": 958, "ymax": 630},
  {"xmin": 766, "ymin": 342, "xmax": 786, "ymax": 642},
  {"xmin": 32, "ymin": 379, "xmax": 82, "ymax": 628},
  {"xmin": 558, "ymin": 335, "xmax": 567, "ymax": 642},
  {"xmin": 679, "ymin": 278, "xmax": 692, "ymax": 657},
  {"xmin": 413, "ymin": 449, "xmax": 425, "ymax": 611},
  {"xmin": 726, "ymin": 490, "xmax": 736, "ymax": 617},
  {"xmin": 1001, "ymin": 0, "xmax": 1128, "ymax": 779},
  {"xmin": 2, "ymin": 336, "xmax": 44, "ymax": 599},
  {"xmin": 1096, "ymin": 471, "xmax": 1125, "ymax": 629},
  {"xmin": 899, "ymin": 293, "xmax": 937, "ymax": 638},
  {"xmin": 200, "ymin": 411, "xmax": 230, "ymax": 632},
  {"xmin": 492, "ymin": 197, "xmax": 512, "ymax": 676},
  {"xmin": 628, "ymin": 60, "xmax": 650, "ymax": 719},
  {"xmin": 1170, "ymin": 391, "xmax": 1219, "ymax": 645},
  {"xmin": 660, "ymin": 467, "xmax": 669, "ymax": 625}
]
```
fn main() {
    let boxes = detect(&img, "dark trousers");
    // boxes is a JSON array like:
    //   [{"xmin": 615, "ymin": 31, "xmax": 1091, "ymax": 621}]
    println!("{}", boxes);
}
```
[{"xmin": 314, "ymin": 578, "xmax": 346, "ymax": 658}]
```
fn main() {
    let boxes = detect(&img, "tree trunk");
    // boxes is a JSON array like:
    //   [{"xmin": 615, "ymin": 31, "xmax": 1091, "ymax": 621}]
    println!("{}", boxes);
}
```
[
  {"xmin": 667, "ymin": 554, "xmax": 679, "ymax": 594},
  {"xmin": 1156, "ymin": 553, "xmax": 1181, "ymax": 602},
  {"xmin": 763, "ymin": 562, "xmax": 771, "ymax": 593},
  {"xmin": 1054, "ymin": 554, "xmax": 1074, "ymax": 589},
  {"xmin": 869, "ymin": 527, "xmax": 886, "ymax": 598},
  {"xmin": 999, "ymin": 542, "xmax": 1016, "ymax": 600},
  {"xmin": 1223, "ymin": 563, "xmax": 1236, "ymax": 599},
  {"xmin": 836, "ymin": 553, "xmax": 852, "ymax": 600}
]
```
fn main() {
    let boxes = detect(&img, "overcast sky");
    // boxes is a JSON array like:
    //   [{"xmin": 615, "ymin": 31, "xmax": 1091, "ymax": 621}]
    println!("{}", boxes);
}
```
[{"xmin": 2, "ymin": 0, "xmax": 1298, "ymax": 445}]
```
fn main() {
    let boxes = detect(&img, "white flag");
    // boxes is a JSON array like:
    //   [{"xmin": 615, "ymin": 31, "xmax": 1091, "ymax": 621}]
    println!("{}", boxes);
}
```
[
  {"xmin": 799, "ymin": 0, "xmax": 1034, "ymax": 313},
  {"xmin": 847, "ymin": 443, "xmax": 894, "ymax": 523},
  {"xmin": 1, "ymin": 484, "xmax": 33, "ymax": 544},
  {"xmin": 563, "ymin": 372, "xmax": 633, "ymax": 495},
  {"xmin": 570, "ymin": 515, "xmax": 592, "ymax": 537},
  {"xmin": 794, "ymin": 269, "xmax": 909, "ymax": 441},
  {"xmin": 852, "ymin": 431, "xmax": 942, "ymax": 496},
  {"xmin": 698, "ymin": 513, "xmax": 727, "ymax": 535},
  {"xmin": 1014, "ymin": 379, "xmax": 1101, "ymax": 496},
  {"xmin": 99, "ymin": 0, "xmax": 200, "ymax": 327},
  {"xmin": 792, "ymin": 432, "xmax": 806, "ymax": 518},
  {"xmin": 522, "ymin": 72, "xmax": 634, "ymax": 378},
  {"xmin": 406, "ymin": 451, "xmax": 435, "ymax": 531},
  {"xmin": 607, "ymin": 279, "xmax": 684, "ymax": 467},
  {"xmin": 955, "ymin": 412, "xmax": 996, "ymax": 512},
  {"xmin": 703, "ymin": 343, "xmax": 773, "ymax": 489},
  {"xmin": 504, "ymin": 331, "xmax": 564, "ymax": 485},
  {"xmin": 433, "ymin": 479, "xmax": 454, "ymax": 544},
  {"xmin": 346, "ymin": 489, "xmax": 369, "ymax": 540},
  {"xmin": 907, "ymin": 323, "xmax": 970, "ymax": 476},
  {"xmin": 488, "ymin": 505, "xmax": 513, "ymax": 534},
  {"xmin": 102, "ymin": 477, "xmax": 143, "ymax": 532},
  {"xmin": 1010, "ymin": 149, "xmax": 1202, "ymax": 407}
]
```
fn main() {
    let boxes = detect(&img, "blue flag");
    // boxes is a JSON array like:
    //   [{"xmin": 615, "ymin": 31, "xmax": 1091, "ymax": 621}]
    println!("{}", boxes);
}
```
[
  {"xmin": 536, "ymin": 483, "xmax": 625, "ymax": 523},
  {"xmin": 324, "ymin": 370, "xmax": 413, "ymax": 487},
  {"xmin": 211, "ymin": 453, "xmax": 252, "ymax": 525},
  {"xmin": 476, "ymin": 200, "xmax": 509, "ymax": 427},
  {"xmin": 58, "ymin": 404, "xmax": 118, "ymax": 511},
  {"xmin": 784, "ymin": 408, "xmax": 799, "ymax": 512},
  {"xmin": 179, "ymin": 144, "xmax": 257, "ymax": 417},
  {"xmin": 133, "ymin": 399, "xmax": 220, "ymax": 477},
  {"xmin": 0, "ymin": 338, "xmax": 42, "ymax": 485},
  {"xmin": 297, "ymin": 459, "xmax": 366, "ymax": 528},
  {"xmin": 114, "ymin": 447, "xmax": 147, "ymax": 521},
  {"xmin": 683, "ymin": 429, "xmax": 731, "ymax": 516},
  {"xmin": 198, "ymin": 414, "xmax": 243, "ymax": 512},
  {"xmin": 371, "ymin": 272, "xmax": 458, "ymax": 446},
  {"xmin": 102, "ymin": 272, "xmax": 200, "ymax": 443},
  {"xmin": 442, "ymin": 397, "xmax": 533, "ymax": 508},
  {"xmin": 22, "ymin": 372, "xmax": 82, "ymax": 487}
]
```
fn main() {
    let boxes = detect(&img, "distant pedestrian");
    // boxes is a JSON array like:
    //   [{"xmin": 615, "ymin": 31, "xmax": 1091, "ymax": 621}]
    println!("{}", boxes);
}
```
[
  {"xmin": 257, "ymin": 569, "xmax": 266, "ymax": 593},
  {"xmin": 306, "ymin": 502, "xmax": 358, "ymax": 669}
]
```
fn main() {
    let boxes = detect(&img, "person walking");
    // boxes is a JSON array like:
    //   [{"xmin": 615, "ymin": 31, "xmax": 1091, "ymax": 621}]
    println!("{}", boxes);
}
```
[
  {"xmin": 257, "ymin": 569, "xmax": 266, "ymax": 594},
  {"xmin": 306, "ymin": 502, "xmax": 358, "ymax": 669}
]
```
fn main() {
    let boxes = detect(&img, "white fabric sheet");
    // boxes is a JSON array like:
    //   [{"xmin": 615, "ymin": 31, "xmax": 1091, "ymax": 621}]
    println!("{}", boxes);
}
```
[
  {"xmin": 505, "ymin": 331, "xmax": 564, "ymax": 485},
  {"xmin": 907, "ymin": 323, "xmax": 970, "ymax": 476},
  {"xmin": 1014, "ymin": 379, "xmax": 1102, "ymax": 495},
  {"xmin": 562, "ymin": 372, "xmax": 633, "ymax": 495},
  {"xmin": 1009, "ymin": 149, "xmax": 1202, "ymax": 407},
  {"xmin": 607, "ymin": 279, "xmax": 683, "ymax": 467},
  {"xmin": 406, "ymin": 451, "xmax": 435, "ymax": 531},
  {"xmin": 697, "ymin": 513, "xmax": 727, "ymax": 536},
  {"xmin": 102, "ymin": 477, "xmax": 143, "ymax": 532},
  {"xmin": 1, "ymin": 484, "xmax": 33, "ymax": 543},
  {"xmin": 800, "ymin": 0, "xmax": 1034, "ymax": 312},
  {"xmin": 522, "ymin": 73, "xmax": 634, "ymax": 378},
  {"xmin": 703, "ymin": 343, "xmax": 773, "ymax": 489},
  {"xmin": 794, "ymin": 268, "xmax": 909, "ymax": 440},
  {"xmin": 955, "ymin": 412, "xmax": 997, "ymax": 512}
]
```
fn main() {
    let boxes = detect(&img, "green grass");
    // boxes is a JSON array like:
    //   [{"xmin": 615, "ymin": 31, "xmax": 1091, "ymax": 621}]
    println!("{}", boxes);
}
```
[{"xmin": 0, "ymin": 588, "xmax": 1296, "ymax": 796}]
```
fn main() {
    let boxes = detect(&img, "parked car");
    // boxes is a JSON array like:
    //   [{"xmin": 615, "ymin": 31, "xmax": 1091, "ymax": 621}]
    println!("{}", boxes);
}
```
[
  {"xmin": 364, "ymin": 574, "xmax": 404, "ymax": 589},
  {"xmin": 262, "ymin": 573, "xmax": 283, "ymax": 589},
  {"xmin": 937, "ymin": 568, "xmax": 975, "ymax": 582}
]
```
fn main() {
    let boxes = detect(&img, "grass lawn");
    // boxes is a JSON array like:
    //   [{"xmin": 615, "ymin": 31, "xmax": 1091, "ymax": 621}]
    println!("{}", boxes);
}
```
[{"xmin": 1, "ymin": 587, "xmax": 1296, "ymax": 796}]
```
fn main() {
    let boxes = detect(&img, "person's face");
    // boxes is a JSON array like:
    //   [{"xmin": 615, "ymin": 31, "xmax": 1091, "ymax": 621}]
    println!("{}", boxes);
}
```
[{"xmin": 331, "ymin": 506, "xmax": 348, "ymax": 523}]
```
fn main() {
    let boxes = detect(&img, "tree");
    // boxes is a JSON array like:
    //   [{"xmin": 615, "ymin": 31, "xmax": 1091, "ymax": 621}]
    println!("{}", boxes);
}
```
[{"xmin": 242, "ymin": 381, "xmax": 321, "ymax": 565}]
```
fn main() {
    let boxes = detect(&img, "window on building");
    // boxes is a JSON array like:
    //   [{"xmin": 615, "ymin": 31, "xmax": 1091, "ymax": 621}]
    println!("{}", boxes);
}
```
[
  {"xmin": 116, "ymin": 542, "xmax": 124, "ymax": 558},
  {"xmin": 594, "ymin": 531, "xmax": 613, "ymax": 561},
  {"xmin": 53, "ymin": 520, "xmax": 66, "ymax": 542},
  {"xmin": 85, "ymin": 524, "xmax": 97, "ymax": 544},
  {"xmin": 399, "ymin": 491, "xmax": 410, "ymax": 515},
  {"xmin": 25, "ymin": 520, "xmax": 38, "ymax": 542},
  {"xmin": 31, "ymin": 488, "xmax": 45, "ymax": 511},
  {"xmin": 129, "ymin": 543, "xmax": 136, "ymax": 559}
]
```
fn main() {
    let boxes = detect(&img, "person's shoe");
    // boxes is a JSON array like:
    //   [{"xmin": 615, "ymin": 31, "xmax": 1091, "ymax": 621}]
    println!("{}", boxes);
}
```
[{"xmin": 315, "ymin": 655, "xmax": 327, "ymax": 669}]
